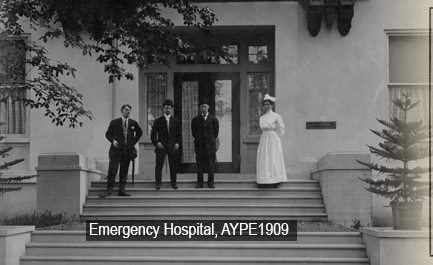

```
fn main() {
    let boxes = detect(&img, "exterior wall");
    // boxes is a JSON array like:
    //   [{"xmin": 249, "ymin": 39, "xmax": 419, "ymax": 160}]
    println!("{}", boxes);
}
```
[
  {"xmin": 19, "ymin": 0, "xmax": 432, "ymax": 174},
  {"xmin": 0, "ymin": 182, "xmax": 36, "ymax": 220},
  {"xmin": 296, "ymin": 0, "xmax": 430, "ymax": 225},
  {"xmin": 1, "ymin": 1, "xmax": 430, "ymax": 221}
]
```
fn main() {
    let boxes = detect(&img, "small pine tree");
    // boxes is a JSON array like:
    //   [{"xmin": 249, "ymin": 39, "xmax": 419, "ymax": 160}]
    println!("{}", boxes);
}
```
[
  {"xmin": 357, "ymin": 92, "xmax": 429, "ymax": 204},
  {"xmin": 0, "ymin": 122, "xmax": 37, "ymax": 196}
]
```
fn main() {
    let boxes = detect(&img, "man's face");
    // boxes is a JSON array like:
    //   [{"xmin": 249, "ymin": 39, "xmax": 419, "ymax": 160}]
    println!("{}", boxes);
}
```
[
  {"xmin": 200, "ymin": 104, "xmax": 210, "ymax": 115},
  {"xmin": 121, "ymin": 106, "xmax": 131, "ymax": 118},
  {"xmin": 164, "ymin": 105, "xmax": 172, "ymax": 116}
]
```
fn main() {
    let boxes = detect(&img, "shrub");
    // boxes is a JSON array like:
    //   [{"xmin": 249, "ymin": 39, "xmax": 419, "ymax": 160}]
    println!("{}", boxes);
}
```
[{"xmin": 0, "ymin": 210, "xmax": 76, "ymax": 228}]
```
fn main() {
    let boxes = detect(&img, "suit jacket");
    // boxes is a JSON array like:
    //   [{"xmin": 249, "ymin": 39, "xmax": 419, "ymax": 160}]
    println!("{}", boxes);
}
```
[
  {"xmin": 105, "ymin": 117, "xmax": 143, "ymax": 160},
  {"xmin": 150, "ymin": 115, "xmax": 181, "ymax": 154},
  {"xmin": 191, "ymin": 113, "xmax": 219, "ymax": 155}
]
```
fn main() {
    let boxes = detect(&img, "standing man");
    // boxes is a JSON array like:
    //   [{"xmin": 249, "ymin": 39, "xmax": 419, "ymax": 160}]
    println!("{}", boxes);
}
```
[
  {"xmin": 191, "ymin": 98, "xmax": 219, "ymax": 189},
  {"xmin": 100, "ymin": 104, "xmax": 143, "ymax": 197},
  {"xmin": 151, "ymin": 99, "xmax": 181, "ymax": 190}
]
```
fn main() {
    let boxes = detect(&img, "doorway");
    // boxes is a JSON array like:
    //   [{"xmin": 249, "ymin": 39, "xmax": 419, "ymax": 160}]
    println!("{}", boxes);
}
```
[{"xmin": 174, "ymin": 72, "xmax": 240, "ymax": 173}]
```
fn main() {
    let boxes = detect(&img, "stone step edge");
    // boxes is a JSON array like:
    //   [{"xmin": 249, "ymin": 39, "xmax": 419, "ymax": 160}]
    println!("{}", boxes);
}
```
[
  {"xmin": 92, "ymin": 180, "xmax": 319, "ymax": 183},
  {"xmin": 82, "ymin": 204, "xmax": 325, "ymax": 208},
  {"xmin": 20, "ymin": 255, "xmax": 370, "ymax": 263},
  {"xmin": 88, "ymin": 188, "xmax": 321, "ymax": 191},
  {"xmin": 127, "ymin": 174, "xmax": 311, "ymax": 177},
  {"xmin": 32, "ymin": 230, "xmax": 361, "ymax": 236},
  {"xmin": 26, "ymin": 242, "xmax": 366, "ymax": 249},
  {"xmin": 86, "ymin": 195, "xmax": 323, "ymax": 200},
  {"xmin": 80, "ymin": 211, "xmax": 327, "ymax": 214}
]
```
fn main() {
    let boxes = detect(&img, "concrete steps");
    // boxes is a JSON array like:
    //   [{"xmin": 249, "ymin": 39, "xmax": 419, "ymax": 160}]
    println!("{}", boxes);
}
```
[
  {"xmin": 30, "ymin": 231, "xmax": 364, "ymax": 244},
  {"xmin": 80, "ymin": 174, "xmax": 328, "ymax": 221},
  {"xmin": 25, "ymin": 242, "xmax": 366, "ymax": 257},
  {"xmin": 132, "ymin": 173, "xmax": 313, "ymax": 181},
  {"xmin": 20, "ymin": 256, "xmax": 371, "ymax": 265},
  {"xmin": 87, "ymin": 187, "xmax": 323, "ymax": 196},
  {"xmin": 80, "ymin": 212, "xmax": 327, "ymax": 221},
  {"xmin": 84, "ymin": 195, "xmax": 325, "ymax": 205},
  {"xmin": 91, "ymin": 179, "xmax": 319, "ymax": 188},
  {"xmin": 82, "ymin": 204, "xmax": 326, "ymax": 213},
  {"xmin": 21, "ymin": 231, "xmax": 370, "ymax": 265}
]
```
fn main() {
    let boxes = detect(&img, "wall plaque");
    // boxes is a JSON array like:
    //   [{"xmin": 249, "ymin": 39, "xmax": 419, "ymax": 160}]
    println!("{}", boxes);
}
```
[{"xmin": 306, "ymin": 121, "xmax": 336, "ymax": 129}]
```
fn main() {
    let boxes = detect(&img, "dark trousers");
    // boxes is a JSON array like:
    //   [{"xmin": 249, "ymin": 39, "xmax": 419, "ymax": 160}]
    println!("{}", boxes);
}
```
[
  {"xmin": 107, "ymin": 149, "xmax": 130, "ymax": 192},
  {"xmin": 196, "ymin": 153, "xmax": 215, "ymax": 184},
  {"xmin": 155, "ymin": 150, "xmax": 178, "ymax": 186}
]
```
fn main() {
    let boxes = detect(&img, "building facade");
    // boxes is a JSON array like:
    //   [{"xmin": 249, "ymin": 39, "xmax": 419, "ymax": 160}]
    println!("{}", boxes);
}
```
[{"xmin": 1, "ymin": 0, "xmax": 431, "ymax": 223}]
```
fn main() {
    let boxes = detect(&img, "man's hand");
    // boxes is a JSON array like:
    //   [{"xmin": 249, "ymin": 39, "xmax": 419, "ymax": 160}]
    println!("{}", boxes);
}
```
[
  {"xmin": 174, "ymin": 143, "xmax": 179, "ymax": 150},
  {"xmin": 113, "ymin": 139, "xmax": 119, "ymax": 148},
  {"xmin": 157, "ymin": 142, "xmax": 164, "ymax": 149}
]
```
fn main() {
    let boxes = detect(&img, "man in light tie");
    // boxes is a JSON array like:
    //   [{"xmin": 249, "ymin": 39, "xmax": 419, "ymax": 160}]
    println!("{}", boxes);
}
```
[
  {"xmin": 101, "ymin": 104, "xmax": 143, "ymax": 197},
  {"xmin": 151, "ymin": 99, "xmax": 182, "ymax": 190}
]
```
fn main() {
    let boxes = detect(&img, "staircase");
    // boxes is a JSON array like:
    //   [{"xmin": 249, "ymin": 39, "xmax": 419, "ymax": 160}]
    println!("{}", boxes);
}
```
[
  {"xmin": 80, "ymin": 174, "xmax": 328, "ymax": 221},
  {"xmin": 21, "ymin": 230, "xmax": 370, "ymax": 265},
  {"xmin": 19, "ymin": 173, "xmax": 371, "ymax": 265}
]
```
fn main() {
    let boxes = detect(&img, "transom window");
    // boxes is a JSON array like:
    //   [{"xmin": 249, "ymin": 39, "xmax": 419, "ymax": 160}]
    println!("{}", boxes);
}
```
[
  {"xmin": 248, "ymin": 46, "xmax": 268, "ymax": 64},
  {"xmin": 176, "ymin": 45, "xmax": 238, "ymax": 65}
]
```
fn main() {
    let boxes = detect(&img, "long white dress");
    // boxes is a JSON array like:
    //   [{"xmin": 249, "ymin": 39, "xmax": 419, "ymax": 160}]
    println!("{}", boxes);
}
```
[{"xmin": 256, "ymin": 110, "xmax": 287, "ymax": 184}]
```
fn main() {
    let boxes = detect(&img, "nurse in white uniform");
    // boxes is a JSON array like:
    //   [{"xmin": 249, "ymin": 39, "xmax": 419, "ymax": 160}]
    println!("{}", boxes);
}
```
[{"xmin": 256, "ymin": 94, "xmax": 287, "ymax": 188}]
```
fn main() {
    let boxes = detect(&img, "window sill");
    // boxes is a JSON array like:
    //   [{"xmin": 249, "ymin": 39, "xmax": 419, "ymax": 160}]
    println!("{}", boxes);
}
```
[{"xmin": 0, "ymin": 137, "xmax": 30, "ymax": 143}]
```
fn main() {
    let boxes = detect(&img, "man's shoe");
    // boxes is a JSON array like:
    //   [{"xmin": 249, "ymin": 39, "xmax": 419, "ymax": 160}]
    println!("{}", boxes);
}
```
[
  {"xmin": 172, "ymin": 185, "xmax": 178, "ymax": 190},
  {"xmin": 156, "ymin": 185, "xmax": 161, "ymax": 190},
  {"xmin": 208, "ymin": 184, "xmax": 215, "ymax": 189},
  {"xmin": 99, "ymin": 190, "xmax": 113, "ymax": 198},
  {"xmin": 196, "ymin": 183, "xmax": 203, "ymax": 189},
  {"xmin": 118, "ymin": 190, "xmax": 131, "ymax": 196}
]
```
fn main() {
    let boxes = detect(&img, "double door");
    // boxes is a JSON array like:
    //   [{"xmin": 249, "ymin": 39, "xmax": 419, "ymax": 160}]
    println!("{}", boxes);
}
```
[{"xmin": 173, "ymin": 72, "xmax": 240, "ymax": 173}]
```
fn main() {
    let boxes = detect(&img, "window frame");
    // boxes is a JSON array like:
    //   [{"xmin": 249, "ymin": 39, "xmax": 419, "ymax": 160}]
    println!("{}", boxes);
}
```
[
  {"xmin": 386, "ymin": 29, "xmax": 430, "ymax": 143},
  {"xmin": 144, "ymin": 73, "xmax": 167, "ymax": 137},
  {"xmin": 0, "ymin": 35, "xmax": 30, "ymax": 140}
]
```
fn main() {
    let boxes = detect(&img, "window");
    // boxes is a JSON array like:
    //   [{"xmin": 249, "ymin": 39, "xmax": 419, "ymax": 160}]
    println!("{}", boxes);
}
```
[
  {"xmin": 0, "ymin": 39, "xmax": 26, "ymax": 135},
  {"xmin": 248, "ymin": 46, "xmax": 268, "ymax": 64},
  {"xmin": 176, "ymin": 45, "xmax": 238, "ymax": 65},
  {"xmin": 146, "ymin": 75, "xmax": 166, "ymax": 135},
  {"xmin": 248, "ymin": 73, "xmax": 269, "ymax": 135},
  {"xmin": 388, "ymin": 33, "xmax": 430, "ymax": 124}
]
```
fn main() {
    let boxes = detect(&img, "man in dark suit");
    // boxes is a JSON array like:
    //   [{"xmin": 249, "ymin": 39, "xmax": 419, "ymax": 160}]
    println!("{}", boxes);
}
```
[
  {"xmin": 191, "ymin": 98, "xmax": 219, "ymax": 189},
  {"xmin": 100, "ymin": 104, "xmax": 143, "ymax": 197},
  {"xmin": 151, "ymin": 99, "xmax": 181, "ymax": 190}
]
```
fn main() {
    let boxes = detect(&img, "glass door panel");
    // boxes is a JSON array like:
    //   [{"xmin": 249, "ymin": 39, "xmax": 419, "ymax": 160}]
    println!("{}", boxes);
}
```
[
  {"xmin": 174, "ymin": 72, "xmax": 240, "ymax": 173},
  {"xmin": 215, "ymin": 80, "xmax": 232, "ymax": 162},
  {"xmin": 181, "ymin": 81, "xmax": 198, "ymax": 163}
]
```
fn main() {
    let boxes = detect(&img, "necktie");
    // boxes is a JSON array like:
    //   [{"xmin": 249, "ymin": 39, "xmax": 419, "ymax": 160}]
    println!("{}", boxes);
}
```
[
  {"xmin": 123, "ymin": 119, "xmax": 127, "ymax": 143},
  {"xmin": 166, "ymin": 117, "xmax": 169, "ymax": 131}
]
